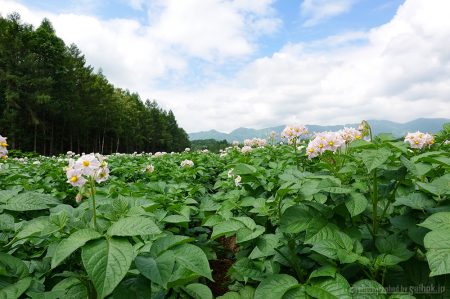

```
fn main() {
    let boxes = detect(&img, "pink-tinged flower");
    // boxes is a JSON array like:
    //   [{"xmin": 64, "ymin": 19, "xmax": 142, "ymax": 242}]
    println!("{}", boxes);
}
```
[
  {"xmin": 306, "ymin": 131, "xmax": 345, "ymax": 159},
  {"xmin": 339, "ymin": 127, "xmax": 362, "ymax": 143},
  {"xmin": 232, "ymin": 140, "xmax": 240, "ymax": 146},
  {"xmin": 75, "ymin": 154, "xmax": 100, "ymax": 176},
  {"xmin": 66, "ymin": 168, "xmax": 86, "ymax": 187},
  {"xmin": 241, "ymin": 146, "xmax": 252, "ymax": 154},
  {"xmin": 281, "ymin": 125, "xmax": 308, "ymax": 143},
  {"xmin": 404, "ymin": 131, "xmax": 434, "ymax": 149}
]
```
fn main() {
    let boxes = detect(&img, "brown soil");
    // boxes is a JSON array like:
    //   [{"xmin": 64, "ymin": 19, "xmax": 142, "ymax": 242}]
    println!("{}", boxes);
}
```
[{"xmin": 208, "ymin": 258, "xmax": 234, "ymax": 297}]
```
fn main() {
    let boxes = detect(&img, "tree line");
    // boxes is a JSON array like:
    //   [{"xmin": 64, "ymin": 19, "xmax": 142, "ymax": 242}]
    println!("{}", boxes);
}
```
[{"xmin": 0, "ymin": 13, "xmax": 190, "ymax": 155}]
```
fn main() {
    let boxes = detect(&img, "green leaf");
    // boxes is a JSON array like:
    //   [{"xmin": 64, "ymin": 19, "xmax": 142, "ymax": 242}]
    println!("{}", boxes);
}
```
[
  {"xmin": 419, "ymin": 212, "xmax": 450, "ymax": 231},
  {"xmin": 0, "ymin": 277, "xmax": 32, "ymax": 299},
  {"xmin": 135, "ymin": 251, "xmax": 175, "ymax": 287},
  {"xmin": 0, "ymin": 192, "xmax": 59, "ymax": 211},
  {"xmin": 359, "ymin": 148, "xmax": 392, "ymax": 173},
  {"xmin": 172, "ymin": 244, "xmax": 213, "ymax": 280},
  {"xmin": 306, "ymin": 274, "xmax": 351, "ymax": 299},
  {"xmin": 183, "ymin": 283, "xmax": 213, "ymax": 299},
  {"xmin": 280, "ymin": 205, "xmax": 325, "ymax": 234},
  {"xmin": 236, "ymin": 226, "xmax": 265, "ymax": 243},
  {"xmin": 52, "ymin": 277, "xmax": 88, "ymax": 299},
  {"xmin": 233, "ymin": 164, "xmax": 257, "ymax": 175},
  {"xmin": 351, "ymin": 280, "xmax": 386, "ymax": 299},
  {"xmin": 51, "ymin": 229, "xmax": 102, "ymax": 269},
  {"xmin": 150, "ymin": 235, "xmax": 193, "ymax": 257},
  {"xmin": 423, "ymin": 229, "xmax": 450, "ymax": 276},
  {"xmin": 82, "ymin": 238, "xmax": 133, "ymax": 298},
  {"xmin": 211, "ymin": 220, "xmax": 245, "ymax": 240},
  {"xmin": 0, "ymin": 253, "xmax": 29, "ymax": 279},
  {"xmin": 345, "ymin": 193, "xmax": 368, "ymax": 217},
  {"xmin": 309, "ymin": 265, "xmax": 336, "ymax": 280},
  {"xmin": 393, "ymin": 193, "xmax": 435, "ymax": 210},
  {"xmin": 107, "ymin": 216, "xmax": 161, "ymax": 236},
  {"xmin": 15, "ymin": 217, "xmax": 48, "ymax": 240},
  {"xmin": 112, "ymin": 275, "xmax": 151, "ymax": 299},
  {"xmin": 254, "ymin": 274, "xmax": 298, "ymax": 299},
  {"xmin": 282, "ymin": 286, "xmax": 307, "ymax": 299},
  {"xmin": 416, "ymin": 174, "xmax": 450, "ymax": 196}
]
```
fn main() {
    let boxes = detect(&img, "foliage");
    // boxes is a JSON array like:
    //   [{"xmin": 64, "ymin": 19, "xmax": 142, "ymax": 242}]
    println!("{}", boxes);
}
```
[{"xmin": 0, "ymin": 14, "xmax": 190, "ymax": 155}]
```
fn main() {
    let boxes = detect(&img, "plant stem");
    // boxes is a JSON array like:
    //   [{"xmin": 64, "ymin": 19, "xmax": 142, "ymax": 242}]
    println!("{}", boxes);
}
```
[
  {"xmin": 372, "ymin": 169, "xmax": 378, "ymax": 235},
  {"xmin": 89, "ymin": 178, "xmax": 97, "ymax": 228}
]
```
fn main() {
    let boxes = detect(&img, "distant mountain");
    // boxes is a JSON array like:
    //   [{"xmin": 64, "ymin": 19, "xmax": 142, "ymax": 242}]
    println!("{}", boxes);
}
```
[{"xmin": 189, "ymin": 118, "xmax": 450, "ymax": 142}]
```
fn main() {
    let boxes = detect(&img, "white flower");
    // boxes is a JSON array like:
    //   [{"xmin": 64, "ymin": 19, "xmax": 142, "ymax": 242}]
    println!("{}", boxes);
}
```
[
  {"xmin": 33, "ymin": 161, "xmax": 41, "ymax": 165},
  {"xmin": 234, "ymin": 175, "xmax": 242, "ymax": 187},
  {"xmin": 306, "ymin": 131, "xmax": 345, "ymax": 159},
  {"xmin": 180, "ymin": 159, "xmax": 194, "ymax": 168},
  {"xmin": 227, "ymin": 168, "xmax": 234, "ymax": 178},
  {"xmin": 185, "ymin": 148, "xmax": 191, "ymax": 152},
  {"xmin": 95, "ymin": 167, "xmax": 109, "ymax": 183},
  {"xmin": 281, "ymin": 125, "xmax": 308, "ymax": 142},
  {"xmin": 66, "ymin": 168, "xmax": 86, "ymax": 187},
  {"xmin": 202, "ymin": 149, "xmax": 209, "ymax": 153},
  {"xmin": 232, "ymin": 140, "xmax": 240, "ymax": 146},
  {"xmin": 74, "ymin": 154, "xmax": 101, "ymax": 176},
  {"xmin": 241, "ymin": 146, "xmax": 252, "ymax": 154},
  {"xmin": 0, "ymin": 134, "xmax": 8, "ymax": 159},
  {"xmin": 145, "ymin": 164, "xmax": 155, "ymax": 173}
]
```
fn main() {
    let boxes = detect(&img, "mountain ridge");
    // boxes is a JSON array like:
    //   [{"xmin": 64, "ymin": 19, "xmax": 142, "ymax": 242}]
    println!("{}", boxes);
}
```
[{"xmin": 189, "ymin": 118, "xmax": 450, "ymax": 142}]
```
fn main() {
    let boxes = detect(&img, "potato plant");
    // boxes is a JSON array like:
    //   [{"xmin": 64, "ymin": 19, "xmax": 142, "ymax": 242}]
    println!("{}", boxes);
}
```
[{"xmin": 0, "ymin": 123, "xmax": 449, "ymax": 299}]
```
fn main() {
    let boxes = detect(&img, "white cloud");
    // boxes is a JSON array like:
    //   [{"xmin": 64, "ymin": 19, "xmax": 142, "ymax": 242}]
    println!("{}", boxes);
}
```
[
  {"xmin": 300, "ymin": 0, "xmax": 357, "ymax": 27},
  {"xmin": 1, "ymin": 0, "xmax": 449, "ymax": 133}
]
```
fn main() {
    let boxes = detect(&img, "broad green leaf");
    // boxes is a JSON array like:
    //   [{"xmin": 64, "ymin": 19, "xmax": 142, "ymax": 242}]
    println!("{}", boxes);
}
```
[
  {"xmin": 150, "ymin": 235, "xmax": 193, "ymax": 257},
  {"xmin": 306, "ymin": 274, "xmax": 351, "ymax": 299},
  {"xmin": 0, "ymin": 253, "xmax": 28, "ymax": 279},
  {"xmin": 0, "ymin": 190, "xmax": 19, "ymax": 203},
  {"xmin": 282, "ymin": 286, "xmax": 307, "ymax": 299},
  {"xmin": 280, "ymin": 205, "xmax": 325, "ymax": 234},
  {"xmin": 112, "ymin": 275, "xmax": 151, "ymax": 299},
  {"xmin": 15, "ymin": 217, "xmax": 48, "ymax": 240},
  {"xmin": 393, "ymin": 193, "xmax": 434, "ymax": 210},
  {"xmin": 0, "ymin": 192, "xmax": 59, "ymax": 211},
  {"xmin": 249, "ymin": 234, "xmax": 280, "ymax": 259},
  {"xmin": 211, "ymin": 220, "xmax": 245, "ymax": 239},
  {"xmin": 345, "ymin": 193, "xmax": 368, "ymax": 217},
  {"xmin": 419, "ymin": 212, "xmax": 450, "ymax": 231},
  {"xmin": 233, "ymin": 164, "xmax": 257, "ymax": 175},
  {"xmin": 82, "ymin": 238, "xmax": 133, "ymax": 298},
  {"xmin": 52, "ymin": 277, "xmax": 88, "ymax": 299},
  {"xmin": 254, "ymin": 274, "xmax": 298, "ymax": 299},
  {"xmin": 236, "ymin": 226, "xmax": 265, "ymax": 243},
  {"xmin": 107, "ymin": 216, "xmax": 161, "ymax": 236},
  {"xmin": 351, "ymin": 279, "xmax": 386, "ymax": 299},
  {"xmin": 309, "ymin": 265, "xmax": 336, "ymax": 280},
  {"xmin": 135, "ymin": 251, "xmax": 175, "ymax": 287},
  {"xmin": 0, "ymin": 213, "xmax": 14, "ymax": 231},
  {"xmin": 231, "ymin": 258, "xmax": 265, "ymax": 281},
  {"xmin": 0, "ymin": 277, "xmax": 32, "ymax": 299},
  {"xmin": 51, "ymin": 229, "xmax": 102, "ymax": 269},
  {"xmin": 172, "ymin": 244, "xmax": 212, "ymax": 280},
  {"xmin": 183, "ymin": 283, "xmax": 213, "ymax": 299},
  {"xmin": 423, "ymin": 229, "xmax": 450, "ymax": 276},
  {"xmin": 416, "ymin": 174, "xmax": 450, "ymax": 196},
  {"xmin": 359, "ymin": 148, "xmax": 392, "ymax": 173}
]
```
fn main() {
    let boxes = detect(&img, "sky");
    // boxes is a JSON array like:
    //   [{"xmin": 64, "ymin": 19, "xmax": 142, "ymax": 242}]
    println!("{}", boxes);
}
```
[{"xmin": 0, "ymin": 0, "xmax": 449, "ymax": 133}]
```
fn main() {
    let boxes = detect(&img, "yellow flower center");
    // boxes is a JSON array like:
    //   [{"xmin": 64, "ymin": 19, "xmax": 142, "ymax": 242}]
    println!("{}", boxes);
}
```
[
  {"xmin": 83, "ymin": 160, "xmax": 90, "ymax": 167},
  {"xmin": 308, "ymin": 148, "xmax": 314, "ymax": 153},
  {"xmin": 415, "ymin": 141, "xmax": 419, "ymax": 145},
  {"xmin": 355, "ymin": 135, "xmax": 361, "ymax": 139},
  {"xmin": 328, "ymin": 141, "xmax": 334, "ymax": 146},
  {"xmin": 1, "ymin": 155, "xmax": 7, "ymax": 160},
  {"xmin": 1, "ymin": 142, "xmax": 7, "ymax": 147},
  {"xmin": 70, "ymin": 176, "xmax": 78, "ymax": 182},
  {"xmin": 318, "ymin": 144, "xmax": 324, "ymax": 148},
  {"xmin": 419, "ymin": 134, "xmax": 423, "ymax": 138}
]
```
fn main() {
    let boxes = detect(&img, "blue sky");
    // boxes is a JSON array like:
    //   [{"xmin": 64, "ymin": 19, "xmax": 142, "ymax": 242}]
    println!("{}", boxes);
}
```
[{"xmin": 1, "ymin": 0, "xmax": 449, "ymax": 132}]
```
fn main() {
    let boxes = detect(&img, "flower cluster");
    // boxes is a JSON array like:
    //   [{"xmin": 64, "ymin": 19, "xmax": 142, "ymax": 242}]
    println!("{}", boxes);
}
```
[
  {"xmin": 281, "ymin": 125, "xmax": 308, "ymax": 144},
  {"xmin": 144, "ymin": 164, "xmax": 155, "ymax": 173},
  {"xmin": 180, "ymin": 159, "xmax": 194, "ymax": 168},
  {"xmin": 226, "ymin": 168, "xmax": 241, "ymax": 187},
  {"xmin": 244, "ymin": 138, "xmax": 267, "ymax": 147},
  {"xmin": 241, "ymin": 145, "xmax": 252, "ymax": 154},
  {"xmin": 65, "ymin": 153, "xmax": 109, "ymax": 187},
  {"xmin": 232, "ymin": 140, "xmax": 240, "ymax": 146},
  {"xmin": 339, "ymin": 127, "xmax": 362, "ymax": 143},
  {"xmin": 306, "ymin": 131, "xmax": 345, "ymax": 159},
  {"xmin": 404, "ymin": 131, "xmax": 435, "ymax": 149},
  {"xmin": 0, "ymin": 135, "xmax": 8, "ymax": 160}
]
